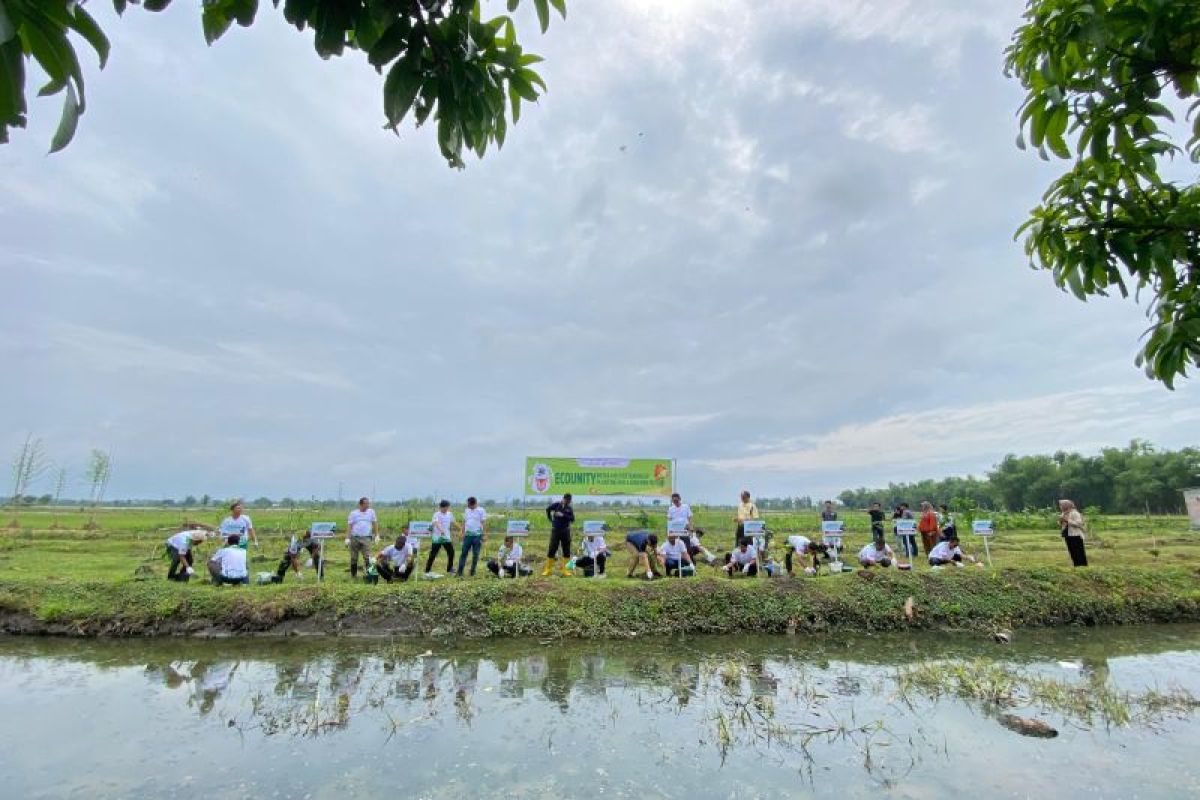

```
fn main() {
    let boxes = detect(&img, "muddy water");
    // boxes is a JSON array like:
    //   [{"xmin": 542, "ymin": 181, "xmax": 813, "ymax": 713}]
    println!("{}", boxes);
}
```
[{"xmin": 3, "ymin": 625, "xmax": 1200, "ymax": 798}]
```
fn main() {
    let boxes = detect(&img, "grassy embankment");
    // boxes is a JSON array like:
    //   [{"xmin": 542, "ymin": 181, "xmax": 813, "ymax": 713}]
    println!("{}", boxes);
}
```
[{"xmin": 1, "ymin": 507, "xmax": 1197, "ymax": 637}]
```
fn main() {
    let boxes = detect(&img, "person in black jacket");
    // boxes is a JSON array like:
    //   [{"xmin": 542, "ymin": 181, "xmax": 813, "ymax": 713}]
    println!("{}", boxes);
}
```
[{"xmin": 544, "ymin": 493, "xmax": 575, "ymax": 577}]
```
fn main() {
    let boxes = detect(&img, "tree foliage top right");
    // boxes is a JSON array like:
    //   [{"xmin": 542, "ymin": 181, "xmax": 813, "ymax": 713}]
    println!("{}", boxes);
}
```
[{"xmin": 1006, "ymin": 0, "xmax": 1199, "ymax": 387}]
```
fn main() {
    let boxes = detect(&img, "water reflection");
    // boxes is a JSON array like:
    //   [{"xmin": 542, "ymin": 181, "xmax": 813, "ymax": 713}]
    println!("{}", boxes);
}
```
[{"xmin": 4, "ymin": 627, "xmax": 1200, "ymax": 798}]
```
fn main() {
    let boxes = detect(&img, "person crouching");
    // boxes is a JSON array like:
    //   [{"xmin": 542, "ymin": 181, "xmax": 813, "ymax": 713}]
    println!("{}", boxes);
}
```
[
  {"xmin": 658, "ymin": 531, "xmax": 694, "ymax": 577},
  {"xmin": 165, "ymin": 524, "xmax": 211, "ymax": 582},
  {"xmin": 273, "ymin": 529, "xmax": 321, "ymax": 583},
  {"xmin": 723, "ymin": 539, "xmax": 760, "ymax": 578},
  {"xmin": 376, "ymin": 535, "xmax": 416, "ymax": 583},
  {"xmin": 858, "ymin": 540, "xmax": 895, "ymax": 568},
  {"xmin": 624, "ymin": 531, "xmax": 662, "ymax": 579},
  {"xmin": 210, "ymin": 533, "xmax": 250, "ymax": 585},
  {"xmin": 928, "ymin": 535, "xmax": 976, "ymax": 568},
  {"xmin": 487, "ymin": 536, "xmax": 531, "ymax": 577},
  {"xmin": 577, "ymin": 530, "xmax": 610, "ymax": 577}
]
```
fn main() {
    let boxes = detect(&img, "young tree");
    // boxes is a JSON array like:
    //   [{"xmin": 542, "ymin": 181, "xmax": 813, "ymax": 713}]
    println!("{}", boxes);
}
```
[
  {"xmin": 1006, "ymin": 0, "xmax": 1200, "ymax": 387},
  {"xmin": 1, "ymin": 0, "xmax": 566, "ymax": 166},
  {"xmin": 52, "ymin": 467, "xmax": 67, "ymax": 505},
  {"xmin": 9, "ymin": 433, "xmax": 50, "ymax": 505},
  {"xmin": 85, "ymin": 448, "xmax": 112, "ymax": 506}
]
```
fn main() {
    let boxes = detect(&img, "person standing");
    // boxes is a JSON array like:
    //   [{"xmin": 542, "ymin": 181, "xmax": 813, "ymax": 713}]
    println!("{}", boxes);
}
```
[
  {"xmin": 1058, "ymin": 499, "xmax": 1089, "ymax": 567},
  {"xmin": 457, "ymin": 497, "xmax": 488, "ymax": 577},
  {"xmin": 733, "ymin": 490, "xmax": 759, "ymax": 548},
  {"xmin": 426, "ymin": 500, "xmax": 458, "ymax": 575},
  {"xmin": 917, "ymin": 501, "xmax": 940, "ymax": 556},
  {"xmin": 346, "ymin": 496, "xmax": 379, "ymax": 580},
  {"xmin": 544, "ymin": 493, "xmax": 575, "ymax": 577},
  {"xmin": 220, "ymin": 501, "xmax": 258, "ymax": 549},
  {"xmin": 893, "ymin": 503, "xmax": 917, "ymax": 559},
  {"xmin": 867, "ymin": 501, "xmax": 886, "ymax": 546}
]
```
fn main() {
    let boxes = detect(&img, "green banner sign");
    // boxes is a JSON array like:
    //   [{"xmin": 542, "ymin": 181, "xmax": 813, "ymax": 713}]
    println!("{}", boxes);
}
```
[{"xmin": 524, "ymin": 457, "xmax": 674, "ymax": 497}]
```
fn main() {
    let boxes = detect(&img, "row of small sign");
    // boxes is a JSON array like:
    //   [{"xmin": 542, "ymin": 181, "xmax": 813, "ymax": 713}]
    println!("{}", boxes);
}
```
[{"xmin": 292, "ymin": 519, "xmax": 997, "ymax": 539}]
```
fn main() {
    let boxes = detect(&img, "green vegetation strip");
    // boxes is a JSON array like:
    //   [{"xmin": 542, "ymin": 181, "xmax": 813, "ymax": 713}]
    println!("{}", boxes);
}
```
[{"xmin": 2, "ymin": 567, "xmax": 1198, "ymax": 638}]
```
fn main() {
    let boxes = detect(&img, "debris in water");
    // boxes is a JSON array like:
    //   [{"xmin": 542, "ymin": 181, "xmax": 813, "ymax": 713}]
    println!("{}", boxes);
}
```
[
  {"xmin": 998, "ymin": 714, "xmax": 1058, "ymax": 738},
  {"xmin": 993, "ymin": 630, "xmax": 1012, "ymax": 644},
  {"xmin": 1058, "ymin": 661, "xmax": 1082, "ymax": 670}
]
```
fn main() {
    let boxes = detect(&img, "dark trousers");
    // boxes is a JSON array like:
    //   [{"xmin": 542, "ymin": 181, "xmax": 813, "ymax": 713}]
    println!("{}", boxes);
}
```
[
  {"xmin": 166, "ymin": 546, "xmax": 193, "ymax": 581},
  {"xmin": 929, "ymin": 554, "xmax": 963, "ymax": 566},
  {"xmin": 734, "ymin": 523, "xmax": 745, "ymax": 548},
  {"xmin": 547, "ymin": 528, "xmax": 571, "ymax": 558},
  {"xmin": 664, "ymin": 558, "xmax": 691, "ymax": 577},
  {"xmin": 896, "ymin": 534, "xmax": 918, "ymax": 558},
  {"xmin": 457, "ymin": 535, "xmax": 483, "ymax": 576},
  {"xmin": 215, "ymin": 574, "xmax": 249, "ymax": 585},
  {"xmin": 487, "ymin": 560, "xmax": 530, "ymax": 577},
  {"xmin": 871, "ymin": 524, "xmax": 885, "ymax": 546},
  {"xmin": 1064, "ymin": 535, "xmax": 1088, "ymax": 567},
  {"xmin": 378, "ymin": 561, "xmax": 412, "ymax": 582},
  {"xmin": 785, "ymin": 551, "xmax": 809, "ymax": 574},
  {"xmin": 576, "ymin": 553, "xmax": 607, "ymax": 576},
  {"xmin": 426, "ymin": 541, "xmax": 455, "ymax": 573},
  {"xmin": 275, "ymin": 549, "xmax": 322, "ymax": 582}
]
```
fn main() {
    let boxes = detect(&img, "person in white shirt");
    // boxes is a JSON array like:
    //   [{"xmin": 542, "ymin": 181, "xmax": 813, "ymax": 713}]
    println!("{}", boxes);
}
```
[
  {"xmin": 858, "ymin": 540, "xmax": 895, "ymax": 568},
  {"xmin": 785, "ymin": 534, "xmax": 828, "ymax": 576},
  {"xmin": 723, "ymin": 540, "xmax": 760, "ymax": 578},
  {"xmin": 165, "ymin": 524, "xmax": 212, "ymax": 582},
  {"xmin": 426, "ymin": 500, "xmax": 459, "ymax": 575},
  {"xmin": 210, "ymin": 533, "xmax": 250, "ymax": 585},
  {"xmin": 669, "ymin": 492, "xmax": 717, "ymax": 565},
  {"xmin": 577, "ymin": 530, "xmax": 611, "ymax": 577},
  {"xmin": 487, "ymin": 536, "xmax": 531, "ymax": 577},
  {"xmin": 658, "ymin": 531, "xmax": 694, "ymax": 577},
  {"xmin": 375, "ymin": 535, "xmax": 416, "ymax": 583},
  {"xmin": 345, "ymin": 496, "xmax": 379, "ymax": 580},
  {"xmin": 667, "ymin": 493, "xmax": 692, "ymax": 530},
  {"xmin": 456, "ymin": 497, "xmax": 488, "ymax": 577},
  {"xmin": 220, "ymin": 501, "xmax": 257, "ymax": 549},
  {"xmin": 928, "ymin": 535, "xmax": 975, "ymax": 567}
]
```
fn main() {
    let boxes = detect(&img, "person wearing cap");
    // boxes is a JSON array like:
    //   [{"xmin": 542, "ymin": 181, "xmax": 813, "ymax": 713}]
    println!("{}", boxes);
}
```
[
  {"xmin": 210, "ymin": 533, "xmax": 250, "ymax": 585},
  {"xmin": 487, "ymin": 535, "xmax": 531, "ymax": 577},
  {"xmin": 220, "ymin": 500, "xmax": 258, "ymax": 549},
  {"xmin": 543, "ymin": 493, "xmax": 575, "ymax": 577},
  {"xmin": 723, "ymin": 539, "xmax": 760, "ymax": 578},
  {"xmin": 928, "ymin": 535, "xmax": 976, "ymax": 568},
  {"xmin": 165, "ymin": 523, "xmax": 213, "ymax": 582},
  {"xmin": 376, "ymin": 535, "xmax": 416, "ymax": 583},
  {"xmin": 273, "ymin": 528, "xmax": 321, "ymax": 583},
  {"xmin": 624, "ymin": 530, "xmax": 662, "ymax": 579},
  {"xmin": 858, "ymin": 539, "xmax": 895, "ymax": 568},
  {"xmin": 576, "ymin": 528, "xmax": 611, "ymax": 578},
  {"xmin": 658, "ymin": 530, "xmax": 694, "ymax": 577}
]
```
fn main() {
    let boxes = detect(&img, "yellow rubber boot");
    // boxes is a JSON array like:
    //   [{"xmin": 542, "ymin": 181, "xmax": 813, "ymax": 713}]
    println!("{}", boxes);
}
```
[
  {"xmin": 557, "ymin": 558, "xmax": 573, "ymax": 577},
  {"xmin": 541, "ymin": 558, "xmax": 554, "ymax": 577}
]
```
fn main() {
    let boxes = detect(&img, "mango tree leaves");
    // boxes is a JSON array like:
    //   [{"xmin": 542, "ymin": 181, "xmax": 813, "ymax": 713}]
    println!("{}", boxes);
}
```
[
  {"xmin": 1, "ymin": 0, "xmax": 565, "ymax": 165},
  {"xmin": 1006, "ymin": 0, "xmax": 1200, "ymax": 387}
]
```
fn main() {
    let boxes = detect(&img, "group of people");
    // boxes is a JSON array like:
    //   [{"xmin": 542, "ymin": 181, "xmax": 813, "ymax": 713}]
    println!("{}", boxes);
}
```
[{"xmin": 162, "ymin": 492, "xmax": 1093, "ymax": 585}]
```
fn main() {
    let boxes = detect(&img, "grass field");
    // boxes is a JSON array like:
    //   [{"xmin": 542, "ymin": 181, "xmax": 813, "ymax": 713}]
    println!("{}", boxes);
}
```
[{"xmin": 0, "ymin": 507, "xmax": 1197, "ymax": 637}]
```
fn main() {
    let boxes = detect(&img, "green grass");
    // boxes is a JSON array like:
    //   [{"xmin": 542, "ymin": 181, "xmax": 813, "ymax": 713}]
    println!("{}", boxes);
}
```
[{"xmin": 0, "ymin": 507, "xmax": 1197, "ymax": 637}]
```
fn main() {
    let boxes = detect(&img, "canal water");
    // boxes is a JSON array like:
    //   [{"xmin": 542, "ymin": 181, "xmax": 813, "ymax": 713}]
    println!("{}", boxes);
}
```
[{"xmin": 3, "ymin": 625, "xmax": 1200, "ymax": 798}]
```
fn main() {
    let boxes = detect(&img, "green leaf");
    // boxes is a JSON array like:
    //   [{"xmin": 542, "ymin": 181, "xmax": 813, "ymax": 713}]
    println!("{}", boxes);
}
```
[
  {"xmin": 383, "ymin": 47, "xmax": 423, "ymax": 129},
  {"xmin": 66, "ymin": 6, "xmax": 110, "ymax": 69},
  {"xmin": 48, "ymin": 80, "xmax": 79, "ymax": 153},
  {"xmin": 202, "ymin": 5, "xmax": 235, "ymax": 46},
  {"xmin": 37, "ymin": 77, "xmax": 66, "ymax": 96},
  {"xmin": 549, "ymin": 0, "xmax": 566, "ymax": 19},
  {"xmin": 0, "ymin": 38, "xmax": 27, "ymax": 141},
  {"xmin": 506, "ymin": 0, "xmax": 519, "ymax": 11},
  {"xmin": 143, "ymin": 0, "xmax": 173, "ymax": 11},
  {"xmin": 532, "ymin": 0, "xmax": 549, "ymax": 33},
  {"xmin": 0, "ymin": 1, "xmax": 15, "ymax": 45}
]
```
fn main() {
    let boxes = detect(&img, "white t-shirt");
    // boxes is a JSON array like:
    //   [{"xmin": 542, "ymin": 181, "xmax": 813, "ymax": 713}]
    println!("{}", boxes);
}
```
[
  {"xmin": 500, "ymin": 541, "xmax": 523, "ymax": 566},
  {"xmin": 929, "ymin": 541, "xmax": 963, "ymax": 562},
  {"xmin": 380, "ymin": 542, "xmax": 414, "ymax": 567},
  {"xmin": 463, "ymin": 507, "xmax": 487, "ymax": 534},
  {"xmin": 667, "ymin": 502, "xmax": 692, "ymax": 527},
  {"xmin": 659, "ymin": 538, "xmax": 689, "ymax": 560},
  {"xmin": 859, "ymin": 543, "xmax": 893, "ymax": 564},
  {"xmin": 787, "ymin": 535, "xmax": 811, "ymax": 554},
  {"xmin": 220, "ymin": 515, "xmax": 252, "ymax": 536},
  {"xmin": 216, "ymin": 546, "xmax": 248, "ymax": 578},
  {"xmin": 167, "ymin": 531, "xmax": 195, "ymax": 551},
  {"xmin": 730, "ymin": 545, "xmax": 758, "ymax": 566},
  {"xmin": 582, "ymin": 536, "xmax": 608, "ymax": 557},
  {"xmin": 348, "ymin": 508, "xmax": 377, "ymax": 537},
  {"xmin": 432, "ymin": 511, "xmax": 455, "ymax": 542}
]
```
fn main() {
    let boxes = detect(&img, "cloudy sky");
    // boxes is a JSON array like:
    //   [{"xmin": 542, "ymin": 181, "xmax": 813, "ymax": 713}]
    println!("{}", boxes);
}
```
[{"xmin": 3, "ymin": 0, "xmax": 1198, "ymax": 503}]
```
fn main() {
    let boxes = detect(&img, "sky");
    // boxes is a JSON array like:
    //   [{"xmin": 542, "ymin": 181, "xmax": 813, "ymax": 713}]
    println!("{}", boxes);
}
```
[{"xmin": 2, "ymin": 0, "xmax": 1198, "ymax": 504}]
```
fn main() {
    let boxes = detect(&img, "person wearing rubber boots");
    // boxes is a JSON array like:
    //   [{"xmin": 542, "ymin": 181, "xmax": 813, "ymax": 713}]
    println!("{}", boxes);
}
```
[{"xmin": 544, "ymin": 493, "xmax": 575, "ymax": 576}]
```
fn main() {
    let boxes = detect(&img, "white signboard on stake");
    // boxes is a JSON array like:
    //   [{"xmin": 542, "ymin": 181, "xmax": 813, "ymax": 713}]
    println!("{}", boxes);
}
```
[
  {"xmin": 972, "ymin": 520, "xmax": 994, "ymax": 537},
  {"xmin": 583, "ymin": 520, "xmax": 608, "ymax": 535},
  {"xmin": 309, "ymin": 522, "xmax": 337, "ymax": 539},
  {"xmin": 667, "ymin": 519, "xmax": 688, "ymax": 535},
  {"xmin": 506, "ymin": 520, "xmax": 531, "ymax": 536},
  {"xmin": 895, "ymin": 519, "xmax": 917, "ymax": 534}
]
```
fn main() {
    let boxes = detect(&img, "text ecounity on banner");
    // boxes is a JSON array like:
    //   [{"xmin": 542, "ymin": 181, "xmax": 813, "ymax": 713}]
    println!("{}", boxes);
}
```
[{"xmin": 524, "ymin": 457, "xmax": 674, "ymax": 497}]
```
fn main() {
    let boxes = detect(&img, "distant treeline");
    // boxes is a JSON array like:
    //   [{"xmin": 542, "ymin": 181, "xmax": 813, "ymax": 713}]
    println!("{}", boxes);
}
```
[{"xmin": 836, "ymin": 441, "xmax": 1199, "ymax": 514}]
